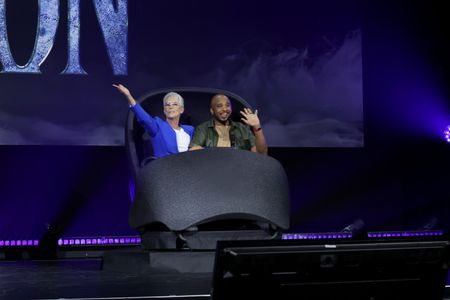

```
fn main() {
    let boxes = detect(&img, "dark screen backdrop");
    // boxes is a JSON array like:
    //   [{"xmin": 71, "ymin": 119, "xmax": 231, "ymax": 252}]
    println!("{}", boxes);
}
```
[{"xmin": 0, "ymin": 0, "xmax": 363, "ymax": 147}]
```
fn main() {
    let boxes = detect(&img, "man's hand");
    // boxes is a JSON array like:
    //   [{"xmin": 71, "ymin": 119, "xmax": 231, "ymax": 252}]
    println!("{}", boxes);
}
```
[
  {"xmin": 189, "ymin": 145, "xmax": 204, "ymax": 151},
  {"xmin": 240, "ymin": 108, "xmax": 261, "ymax": 129},
  {"xmin": 241, "ymin": 107, "xmax": 267, "ymax": 155}
]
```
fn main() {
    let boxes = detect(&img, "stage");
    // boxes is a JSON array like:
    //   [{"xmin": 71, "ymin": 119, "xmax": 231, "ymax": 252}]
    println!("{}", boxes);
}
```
[
  {"xmin": 1, "ymin": 1, "xmax": 450, "ymax": 299},
  {"xmin": 0, "ymin": 253, "xmax": 212, "ymax": 300},
  {"xmin": 1, "ymin": 258, "xmax": 450, "ymax": 300},
  {"xmin": 2, "ymin": 236, "xmax": 450, "ymax": 300}
]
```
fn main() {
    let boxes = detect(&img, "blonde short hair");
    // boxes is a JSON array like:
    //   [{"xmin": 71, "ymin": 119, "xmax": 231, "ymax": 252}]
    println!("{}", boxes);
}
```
[{"xmin": 163, "ymin": 92, "xmax": 184, "ymax": 107}]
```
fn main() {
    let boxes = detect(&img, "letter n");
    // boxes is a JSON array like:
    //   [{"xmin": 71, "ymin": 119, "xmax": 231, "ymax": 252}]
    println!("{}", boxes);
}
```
[{"xmin": 93, "ymin": 0, "xmax": 128, "ymax": 75}]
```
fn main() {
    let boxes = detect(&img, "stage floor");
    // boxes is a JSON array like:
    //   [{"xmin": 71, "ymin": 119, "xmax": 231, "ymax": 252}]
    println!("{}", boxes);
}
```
[
  {"xmin": 0, "ymin": 257, "xmax": 212, "ymax": 300},
  {"xmin": 1, "ymin": 250, "xmax": 450, "ymax": 300}
]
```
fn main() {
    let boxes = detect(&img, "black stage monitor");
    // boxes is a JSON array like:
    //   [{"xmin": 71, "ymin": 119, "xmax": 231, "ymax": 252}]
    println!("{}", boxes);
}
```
[{"xmin": 211, "ymin": 238, "xmax": 450, "ymax": 299}]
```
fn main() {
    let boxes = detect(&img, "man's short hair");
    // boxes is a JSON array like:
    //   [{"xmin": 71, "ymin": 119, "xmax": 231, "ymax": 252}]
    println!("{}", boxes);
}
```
[
  {"xmin": 163, "ymin": 92, "xmax": 184, "ymax": 107},
  {"xmin": 210, "ymin": 94, "xmax": 230, "ymax": 107}
]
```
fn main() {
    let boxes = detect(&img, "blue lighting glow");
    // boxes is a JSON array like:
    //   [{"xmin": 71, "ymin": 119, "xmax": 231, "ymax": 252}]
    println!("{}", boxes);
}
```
[
  {"xmin": 444, "ymin": 125, "xmax": 450, "ymax": 143},
  {"xmin": 0, "ymin": 240, "xmax": 39, "ymax": 247},
  {"xmin": 57, "ymin": 236, "xmax": 141, "ymax": 247},
  {"xmin": 282, "ymin": 232, "xmax": 352, "ymax": 240},
  {"xmin": 367, "ymin": 230, "xmax": 444, "ymax": 238}
]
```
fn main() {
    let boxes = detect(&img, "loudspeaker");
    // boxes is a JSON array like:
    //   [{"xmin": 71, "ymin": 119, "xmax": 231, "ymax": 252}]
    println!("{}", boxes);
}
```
[{"xmin": 211, "ymin": 237, "xmax": 450, "ymax": 300}]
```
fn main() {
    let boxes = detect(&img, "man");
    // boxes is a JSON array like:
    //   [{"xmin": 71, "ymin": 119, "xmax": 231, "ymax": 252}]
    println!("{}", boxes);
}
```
[{"xmin": 189, "ymin": 94, "xmax": 267, "ymax": 155}]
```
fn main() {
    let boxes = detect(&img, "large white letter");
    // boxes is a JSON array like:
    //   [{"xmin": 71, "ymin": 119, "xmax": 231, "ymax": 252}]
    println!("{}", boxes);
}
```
[
  {"xmin": 0, "ymin": 0, "xmax": 59, "ymax": 73},
  {"xmin": 62, "ymin": 0, "xmax": 87, "ymax": 75},
  {"xmin": 93, "ymin": 0, "xmax": 128, "ymax": 75}
]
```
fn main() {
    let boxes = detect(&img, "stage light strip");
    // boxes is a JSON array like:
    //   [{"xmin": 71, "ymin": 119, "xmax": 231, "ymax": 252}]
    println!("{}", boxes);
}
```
[
  {"xmin": 57, "ymin": 236, "xmax": 141, "ymax": 247},
  {"xmin": 0, "ymin": 240, "xmax": 39, "ymax": 248},
  {"xmin": 282, "ymin": 232, "xmax": 353, "ymax": 240},
  {"xmin": 444, "ymin": 125, "xmax": 450, "ymax": 143},
  {"xmin": 367, "ymin": 230, "xmax": 444, "ymax": 238},
  {"xmin": 39, "ymin": 294, "xmax": 212, "ymax": 299}
]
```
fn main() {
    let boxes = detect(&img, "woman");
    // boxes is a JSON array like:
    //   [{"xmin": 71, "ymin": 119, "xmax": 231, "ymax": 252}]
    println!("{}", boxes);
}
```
[{"xmin": 113, "ymin": 84, "xmax": 194, "ymax": 157}]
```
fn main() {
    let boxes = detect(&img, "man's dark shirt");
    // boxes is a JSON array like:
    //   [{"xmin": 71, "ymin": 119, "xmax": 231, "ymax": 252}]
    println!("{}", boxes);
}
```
[{"xmin": 189, "ymin": 119, "xmax": 256, "ymax": 150}]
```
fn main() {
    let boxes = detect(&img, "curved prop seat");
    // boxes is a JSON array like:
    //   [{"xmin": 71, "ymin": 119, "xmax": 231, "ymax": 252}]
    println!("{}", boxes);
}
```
[
  {"xmin": 129, "ymin": 148, "xmax": 290, "ymax": 232},
  {"xmin": 125, "ymin": 87, "xmax": 251, "ymax": 182}
]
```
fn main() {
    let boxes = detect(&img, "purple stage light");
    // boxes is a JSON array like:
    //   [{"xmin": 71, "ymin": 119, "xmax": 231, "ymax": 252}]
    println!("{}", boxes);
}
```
[
  {"xmin": 282, "ymin": 232, "xmax": 353, "ymax": 240},
  {"xmin": 367, "ymin": 230, "xmax": 444, "ymax": 238},
  {"xmin": 444, "ymin": 125, "xmax": 450, "ymax": 143},
  {"xmin": 0, "ymin": 239, "xmax": 39, "ymax": 248},
  {"xmin": 57, "ymin": 236, "xmax": 141, "ymax": 247}
]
